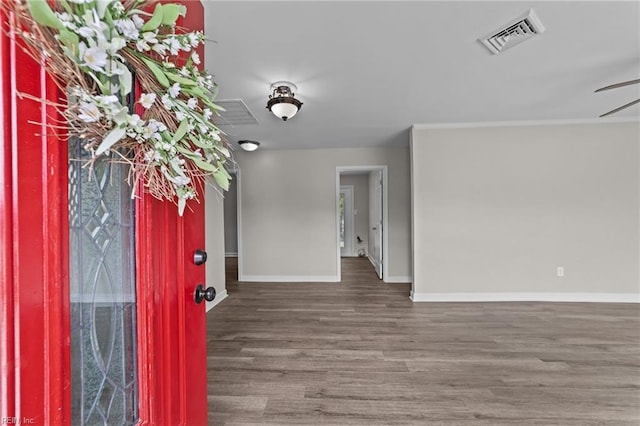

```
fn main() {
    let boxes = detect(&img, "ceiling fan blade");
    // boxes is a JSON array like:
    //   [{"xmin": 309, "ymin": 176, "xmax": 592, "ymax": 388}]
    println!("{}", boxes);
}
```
[
  {"xmin": 595, "ymin": 79, "xmax": 640, "ymax": 93},
  {"xmin": 599, "ymin": 98, "xmax": 640, "ymax": 117}
]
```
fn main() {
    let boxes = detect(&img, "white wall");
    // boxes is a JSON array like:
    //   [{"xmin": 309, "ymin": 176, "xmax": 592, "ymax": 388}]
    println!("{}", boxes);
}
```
[
  {"xmin": 205, "ymin": 185, "xmax": 228, "ymax": 310},
  {"xmin": 411, "ymin": 121, "xmax": 640, "ymax": 302},
  {"xmin": 340, "ymin": 174, "xmax": 369, "ymax": 257},
  {"xmin": 236, "ymin": 147, "xmax": 411, "ymax": 282}
]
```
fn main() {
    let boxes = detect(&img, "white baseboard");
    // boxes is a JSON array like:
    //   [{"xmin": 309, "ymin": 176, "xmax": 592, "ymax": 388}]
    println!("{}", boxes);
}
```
[
  {"xmin": 205, "ymin": 289, "xmax": 228, "ymax": 312},
  {"xmin": 225, "ymin": 252, "xmax": 238, "ymax": 257},
  {"xmin": 240, "ymin": 275, "xmax": 340, "ymax": 283},
  {"xmin": 385, "ymin": 276, "xmax": 412, "ymax": 283},
  {"xmin": 410, "ymin": 292, "xmax": 640, "ymax": 303}
]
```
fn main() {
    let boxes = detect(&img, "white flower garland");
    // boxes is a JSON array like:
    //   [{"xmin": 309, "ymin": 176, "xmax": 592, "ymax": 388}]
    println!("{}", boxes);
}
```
[{"xmin": 11, "ymin": 0, "xmax": 232, "ymax": 215}]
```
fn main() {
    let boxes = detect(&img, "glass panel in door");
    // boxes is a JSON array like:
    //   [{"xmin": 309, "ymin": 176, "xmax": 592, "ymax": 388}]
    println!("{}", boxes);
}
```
[{"xmin": 68, "ymin": 139, "xmax": 138, "ymax": 425}]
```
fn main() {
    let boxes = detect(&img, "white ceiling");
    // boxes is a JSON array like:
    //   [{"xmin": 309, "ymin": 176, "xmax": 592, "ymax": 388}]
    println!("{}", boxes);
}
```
[{"xmin": 203, "ymin": 1, "xmax": 640, "ymax": 150}]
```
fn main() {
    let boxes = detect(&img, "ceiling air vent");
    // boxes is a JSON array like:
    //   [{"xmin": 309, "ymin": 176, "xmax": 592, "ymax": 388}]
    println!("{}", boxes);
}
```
[
  {"xmin": 213, "ymin": 99, "xmax": 259, "ymax": 126},
  {"xmin": 479, "ymin": 9, "xmax": 545, "ymax": 55}
]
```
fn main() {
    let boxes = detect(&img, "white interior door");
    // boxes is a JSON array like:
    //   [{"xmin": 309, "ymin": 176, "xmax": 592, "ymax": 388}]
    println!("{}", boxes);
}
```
[
  {"xmin": 340, "ymin": 186, "xmax": 354, "ymax": 257},
  {"xmin": 372, "ymin": 171, "xmax": 383, "ymax": 279}
]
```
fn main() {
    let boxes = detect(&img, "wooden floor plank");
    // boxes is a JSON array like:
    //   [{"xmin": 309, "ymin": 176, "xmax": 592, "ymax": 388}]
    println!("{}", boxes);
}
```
[{"xmin": 207, "ymin": 257, "xmax": 640, "ymax": 425}]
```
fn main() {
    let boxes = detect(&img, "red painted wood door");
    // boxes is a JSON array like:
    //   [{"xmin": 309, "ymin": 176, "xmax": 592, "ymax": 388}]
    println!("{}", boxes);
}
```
[{"xmin": 0, "ymin": 1, "xmax": 210, "ymax": 425}]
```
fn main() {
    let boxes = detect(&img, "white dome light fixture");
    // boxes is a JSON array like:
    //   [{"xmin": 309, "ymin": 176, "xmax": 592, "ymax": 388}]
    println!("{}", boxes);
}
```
[
  {"xmin": 238, "ymin": 140, "xmax": 260, "ymax": 151},
  {"xmin": 266, "ymin": 81, "xmax": 303, "ymax": 121}
]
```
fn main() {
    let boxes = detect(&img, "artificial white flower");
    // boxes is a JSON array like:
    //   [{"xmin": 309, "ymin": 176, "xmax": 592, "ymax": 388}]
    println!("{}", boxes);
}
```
[
  {"xmin": 144, "ymin": 150, "xmax": 162, "ymax": 163},
  {"xmin": 142, "ymin": 124, "xmax": 156, "ymax": 140},
  {"xmin": 175, "ymin": 110, "xmax": 185, "ymax": 121},
  {"xmin": 187, "ymin": 98, "xmax": 198, "ymax": 109},
  {"xmin": 115, "ymin": 19, "xmax": 139, "ymax": 40},
  {"xmin": 79, "ymin": 43, "xmax": 107, "ymax": 72},
  {"xmin": 108, "ymin": 37, "xmax": 126, "ymax": 54},
  {"xmin": 191, "ymin": 52, "xmax": 201, "ymax": 65},
  {"xmin": 168, "ymin": 83, "xmax": 181, "ymax": 98},
  {"xmin": 203, "ymin": 108, "xmax": 212, "ymax": 120},
  {"xmin": 56, "ymin": 12, "xmax": 73, "ymax": 23},
  {"xmin": 112, "ymin": 2, "xmax": 125, "ymax": 15},
  {"xmin": 131, "ymin": 14, "xmax": 145, "ymax": 29},
  {"xmin": 152, "ymin": 43, "xmax": 168, "ymax": 56},
  {"xmin": 172, "ymin": 175, "xmax": 191, "ymax": 186},
  {"xmin": 96, "ymin": 95, "xmax": 118, "ymax": 105},
  {"xmin": 55, "ymin": 12, "xmax": 78, "ymax": 29},
  {"xmin": 188, "ymin": 32, "xmax": 200, "ymax": 47},
  {"xmin": 136, "ymin": 40, "xmax": 150, "ymax": 52},
  {"xmin": 161, "ymin": 94, "xmax": 174, "ymax": 110},
  {"xmin": 139, "ymin": 93, "xmax": 157, "ymax": 109},
  {"xmin": 128, "ymin": 114, "xmax": 142, "ymax": 127},
  {"xmin": 105, "ymin": 59, "xmax": 125, "ymax": 76},
  {"xmin": 165, "ymin": 37, "xmax": 181, "ymax": 55},
  {"xmin": 142, "ymin": 32, "xmax": 158, "ymax": 44},
  {"xmin": 77, "ymin": 26, "xmax": 94, "ymax": 38},
  {"xmin": 78, "ymin": 102, "xmax": 102, "ymax": 123},
  {"xmin": 156, "ymin": 121, "xmax": 168, "ymax": 132}
]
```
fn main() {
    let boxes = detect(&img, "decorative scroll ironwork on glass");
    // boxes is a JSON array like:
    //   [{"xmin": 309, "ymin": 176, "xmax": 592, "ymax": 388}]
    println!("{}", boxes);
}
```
[{"xmin": 69, "ymin": 139, "xmax": 138, "ymax": 425}]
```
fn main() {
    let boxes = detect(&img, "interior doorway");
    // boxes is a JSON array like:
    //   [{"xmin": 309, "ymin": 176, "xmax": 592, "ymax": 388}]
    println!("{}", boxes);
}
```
[
  {"xmin": 339, "ymin": 185, "xmax": 355, "ymax": 257},
  {"xmin": 223, "ymin": 169, "xmax": 242, "ymax": 281},
  {"xmin": 336, "ymin": 166, "xmax": 388, "ymax": 281}
]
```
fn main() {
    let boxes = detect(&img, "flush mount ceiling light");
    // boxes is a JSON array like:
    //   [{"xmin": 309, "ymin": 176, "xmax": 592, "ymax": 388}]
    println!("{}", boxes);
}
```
[
  {"xmin": 238, "ymin": 140, "xmax": 260, "ymax": 151},
  {"xmin": 266, "ymin": 81, "xmax": 303, "ymax": 121}
]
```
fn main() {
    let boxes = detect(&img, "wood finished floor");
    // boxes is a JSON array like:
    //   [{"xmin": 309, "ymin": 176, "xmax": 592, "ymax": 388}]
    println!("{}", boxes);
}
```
[{"xmin": 206, "ymin": 258, "xmax": 640, "ymax": 425}]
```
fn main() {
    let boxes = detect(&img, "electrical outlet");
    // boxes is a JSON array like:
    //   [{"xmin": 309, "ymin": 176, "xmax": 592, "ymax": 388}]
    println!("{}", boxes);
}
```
[{"xmin": 557, "ymin": 266, "xmax": 564, "ymax": 277}]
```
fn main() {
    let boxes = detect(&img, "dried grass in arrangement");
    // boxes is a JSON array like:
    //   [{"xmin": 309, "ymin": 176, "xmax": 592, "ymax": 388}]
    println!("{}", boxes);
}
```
[{"xmin": 2, "ymin": 0, "xmax": 232, "ymax": 214}]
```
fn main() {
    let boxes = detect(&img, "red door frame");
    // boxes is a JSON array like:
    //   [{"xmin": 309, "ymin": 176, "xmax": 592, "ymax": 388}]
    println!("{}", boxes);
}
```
[
  {"xmin": 1, "ymin": 2, "xmax": 209, "ymax": 424},
  {"xmin": 135, "ymin": 2, "xmax": 208, "ymax": 424},
  {"xmin": 0, "ymin": 11, "xmax": 71, "ymax": 424}
]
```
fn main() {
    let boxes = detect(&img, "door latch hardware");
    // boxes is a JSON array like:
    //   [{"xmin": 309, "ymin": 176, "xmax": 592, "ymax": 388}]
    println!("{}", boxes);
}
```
[
  {"xmin": 194, "ymin": 249, "xmax": 208, "ymax": 265},
  {"xmin": 194, "ymin": 284, "xmax": 216, "ymax": 303}
]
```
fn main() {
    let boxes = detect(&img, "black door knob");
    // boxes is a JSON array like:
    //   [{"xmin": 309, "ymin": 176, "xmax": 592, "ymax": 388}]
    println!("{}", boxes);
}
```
[
  {"xmin": 194, "ymin": 249, "xmax": 207, "ymax": 265},
  {"xmin": 194, "ymin": 284, "xmax": 216, "ymax": 304}
]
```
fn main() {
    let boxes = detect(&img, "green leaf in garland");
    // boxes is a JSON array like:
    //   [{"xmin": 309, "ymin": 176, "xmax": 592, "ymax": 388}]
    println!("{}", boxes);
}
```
[
  {"xmin": 140, "ymin": 57, "xmax": 170, "ymax": 88},
  {"xmin": 26, "ymin": 0, "xmax": 64, "ymax": 30},
  {"xmin": 141, "ymin": 4, "xmax": 164, "ymax": 31},
  {"xmin": 214, "ymin": 145, "xmax": 230, "ymax": 158},
  {"xmin": 112, "ymin": 106, "xmax": 129, "ymax": 126},
  {"xmin": 103, "ymin": 6, "xmax": 114, "ymax": 27},
  {"xmin": 96, "ymin": 126, "xmax": 127, "ymax": 156},
  {"xmin": 177, "ymin": 197, "xmax": 187, "ymax": 216},
  {"xmin": 57, "ymin": 30, "xmax": 79, "ymax": 56},
  {"xmin": 189, "ymin": 136, "xmax": 210, "ymax": 149},
  {"xmin": 192, "ymin": 156, "xmax": 216, "ymax": 172},
  {"xmin": 175, "ymin": 144, "xmax": 196, "ymax": 158},
  {"xmin": 213, "ymin": 168, "xmax": 230, "ymax": 191},
  {"xmin": 166, "ymin": 72, "xmax": 197, "ymax": 87},
  {"xmin": 171, "ymin": 119, "xmax": 189, "ymax": 143},
  {"xmin": 95, "ymin": 0, "xmax": 112, "ymax": 19},
  {"xmin": 182, "ymin": 85, "xmax": 205, "ymax": 98},
  {"xmin": 160, "ymin": 4, "xmax": 186, "ymax": 26},
  {"xmin": 201, "ymin": 97, "xmax": 225, "ymax": 112},
  {"xmin": 118, "ymin": 63, "xmax": 132, "ymax": 97}
]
